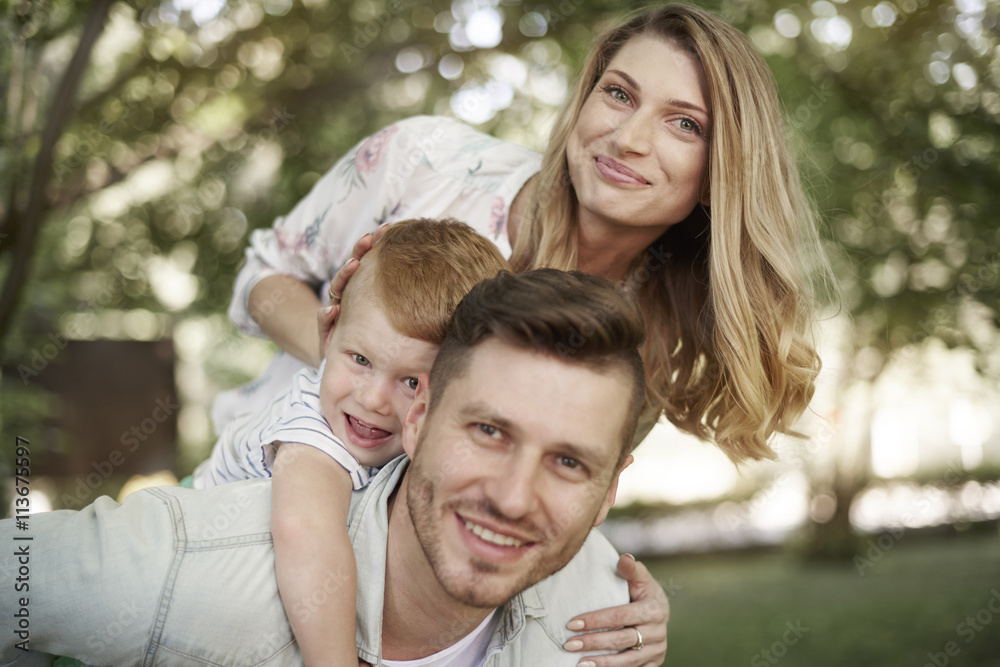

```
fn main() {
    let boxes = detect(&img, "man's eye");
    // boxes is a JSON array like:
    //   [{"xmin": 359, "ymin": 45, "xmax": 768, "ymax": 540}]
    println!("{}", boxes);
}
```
[
  {"xmin": 477, "ymin": 424, "xmax": 499, "ymax": 437},
  {"xmin": 404, "ymin": 377, "xmax": 419, "ymax": 390},
  {"xmin": 559, "ymin": 457, "xmax": 580, "ymax": 470},
  {"xmin": 353, "ymin": 354, "xmax": 371, "ymax": 367}
]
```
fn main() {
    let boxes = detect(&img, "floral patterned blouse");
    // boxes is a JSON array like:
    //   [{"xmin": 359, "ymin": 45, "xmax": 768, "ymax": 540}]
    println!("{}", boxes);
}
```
[
  {"xmin": 214, "ymin": 116, "xmax": 541, "ymax": 429},
  {"xmin": 228, "ymin": 115, "xmax": 541, "ymax": 337}
]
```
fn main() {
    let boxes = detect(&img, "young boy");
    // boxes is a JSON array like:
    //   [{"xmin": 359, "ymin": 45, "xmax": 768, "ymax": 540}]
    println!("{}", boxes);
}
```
[{"xmin": 192, "ymin": 218, "xmax": 510, "ymax": 666}]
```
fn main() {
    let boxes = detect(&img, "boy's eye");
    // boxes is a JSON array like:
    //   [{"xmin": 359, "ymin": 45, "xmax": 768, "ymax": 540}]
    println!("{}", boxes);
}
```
[
  {"xmin": 404, "ymin": 377, "xmax": 419, "ymax": 390},
  {"xmin": 352, "ymin": 354, "xmax": 371, "ymax": 367}
]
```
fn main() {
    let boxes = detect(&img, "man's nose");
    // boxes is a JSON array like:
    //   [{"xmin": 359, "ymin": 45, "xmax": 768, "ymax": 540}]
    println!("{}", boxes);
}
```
[{"xmin": 485, "ymin": 450, "xmax": 541, "ymax": 521}]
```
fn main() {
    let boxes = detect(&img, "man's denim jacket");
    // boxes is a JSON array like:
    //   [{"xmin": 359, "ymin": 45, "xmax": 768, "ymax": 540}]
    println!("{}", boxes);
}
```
[{"xmin": 1, "ymin": 456, "xmax": 627, "ymax": 666}]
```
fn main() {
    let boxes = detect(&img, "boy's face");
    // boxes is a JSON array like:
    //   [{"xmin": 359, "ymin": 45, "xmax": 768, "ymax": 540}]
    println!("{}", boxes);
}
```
[{"xmin": 320, "ymin": 297, "xmax": 439, "ymax": 467}]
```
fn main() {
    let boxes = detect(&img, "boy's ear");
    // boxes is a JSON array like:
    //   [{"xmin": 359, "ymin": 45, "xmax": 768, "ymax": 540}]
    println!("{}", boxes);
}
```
[
  {"xmin": 402, "ymin": 373, "xmax": 431, "ymax": 458},
  {"xmin": 592, "ymin": 454, "xmax": 633, "ymax": 528},
  {"xmin": 320, "ymin": 313, "xmax": 338, "ymax": 358}
]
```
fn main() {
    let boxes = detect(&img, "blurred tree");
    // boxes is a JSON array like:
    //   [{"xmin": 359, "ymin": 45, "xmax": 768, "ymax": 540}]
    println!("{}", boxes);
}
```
[
  {"xmin": 0, "ymin": 0, "xmax": 636, "ymax": 347},
  {"xmin": 1, "ymin": 0, "xmax": 998, "ymax": 547},
  {"xmin": 729, "ymin": 0, "xmax": 1000, "ymax": 556},
  {"xmin": 0, "ymin": 0, "xmax": 639, "ymax": 494}
]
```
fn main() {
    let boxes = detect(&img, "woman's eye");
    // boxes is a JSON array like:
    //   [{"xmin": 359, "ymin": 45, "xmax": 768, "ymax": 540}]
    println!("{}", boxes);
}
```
[
  {"xmin": 602, "ymin": 84, "xmax": 630, "ymax": 104},
  {"xmin": 677, "ymin": 117, "xmax": 702, "ymax": 135},
  {"xmin": 352, "ymin": 354, "xmax": 371, "ymax": 367},
  {"xmin": 404, "ymin": 377, "xmax": 419, "ymax": 390}
]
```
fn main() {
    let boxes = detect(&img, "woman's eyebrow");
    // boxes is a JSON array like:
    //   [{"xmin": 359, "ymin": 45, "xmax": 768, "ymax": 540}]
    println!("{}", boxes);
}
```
[
  {"xmin": 607, "ymin": 68, "xmax": 641, "ymax": 91},
  {"xmin": 605, "ymin": 68, "xmax": 711, "ymax": 120}
]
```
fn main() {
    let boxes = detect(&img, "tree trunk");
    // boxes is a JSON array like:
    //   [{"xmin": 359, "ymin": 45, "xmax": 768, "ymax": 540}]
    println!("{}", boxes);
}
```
[{"xmin": 0, "ymin": 0, "xmax": 114, "ymax": 346}]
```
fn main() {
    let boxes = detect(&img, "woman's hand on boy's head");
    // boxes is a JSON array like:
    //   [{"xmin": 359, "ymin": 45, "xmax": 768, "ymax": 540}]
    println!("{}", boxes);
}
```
[
  {"xmin": 318, "ymin": 256, "xmax": 357, "ymax": 358},
  {"xmin": 318, "ymin": 225, "xmax": 391, "ymax": 359}
]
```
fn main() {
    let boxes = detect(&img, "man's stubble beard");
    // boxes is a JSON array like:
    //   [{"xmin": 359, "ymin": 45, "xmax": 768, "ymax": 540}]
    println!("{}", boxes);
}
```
[{"xmin": 405, "ymin": 434, "xmax": 592, "ymax": 609}]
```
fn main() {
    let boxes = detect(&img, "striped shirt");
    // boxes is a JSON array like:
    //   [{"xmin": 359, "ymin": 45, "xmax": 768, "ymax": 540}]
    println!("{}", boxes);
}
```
[{"xmin": 193, "ymin": 363, "xmax": 378, "ymax": 491}]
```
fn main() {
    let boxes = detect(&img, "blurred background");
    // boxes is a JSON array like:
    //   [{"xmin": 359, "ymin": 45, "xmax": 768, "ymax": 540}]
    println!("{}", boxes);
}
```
[{"xmin": 1, "ymin": 0, "xmax": 999, "ymax": 664}]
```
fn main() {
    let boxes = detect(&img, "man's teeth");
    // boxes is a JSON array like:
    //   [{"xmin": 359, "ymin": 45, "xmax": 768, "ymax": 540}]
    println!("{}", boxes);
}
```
[{"xmin": 463, "ymin": 519, "xmax": 524, "ymax": 547}]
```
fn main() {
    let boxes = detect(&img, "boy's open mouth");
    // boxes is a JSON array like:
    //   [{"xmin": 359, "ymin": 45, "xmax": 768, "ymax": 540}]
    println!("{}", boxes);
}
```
[{"xmin": 345, "ymin": 414, "xmax": 392, "ymax": 447}]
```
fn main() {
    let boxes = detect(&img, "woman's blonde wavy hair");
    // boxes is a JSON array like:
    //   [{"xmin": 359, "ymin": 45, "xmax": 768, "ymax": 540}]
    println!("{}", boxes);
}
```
[{"xmin": 509, "ymin": 4, "xmax": 826, "ymax": 463}]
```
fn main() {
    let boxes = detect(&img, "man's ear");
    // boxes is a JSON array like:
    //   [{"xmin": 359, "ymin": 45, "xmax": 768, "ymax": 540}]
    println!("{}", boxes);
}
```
[
  {"xmin": 402, "ymin": 373, "xmax": 431, "ymax": 458},
  {"xmin": 592, "ymin": 454, "xmax": 633, "ymax": 527}
]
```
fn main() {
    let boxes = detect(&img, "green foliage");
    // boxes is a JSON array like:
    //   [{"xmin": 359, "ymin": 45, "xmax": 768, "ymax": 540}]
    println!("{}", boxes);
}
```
[
  {"xmin": 3, "ymin": 0, "xmax": 997, "ymax": 371},
  {"xmin": 4, "ymin": 0, "xmax": 998, "ymax": 352},
  {"xmin": 1, "ymin": 0, "xmax": 998, "ymax": 498}
]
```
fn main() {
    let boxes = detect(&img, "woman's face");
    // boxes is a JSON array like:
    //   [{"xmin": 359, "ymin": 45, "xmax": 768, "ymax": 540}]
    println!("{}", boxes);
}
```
[{"xmin": 567, "ymin": 34, "xmax": 711, "ymax": 238}]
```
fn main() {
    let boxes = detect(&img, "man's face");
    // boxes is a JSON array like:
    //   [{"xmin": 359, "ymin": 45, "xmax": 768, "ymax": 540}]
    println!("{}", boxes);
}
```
[{"xmin": 402, "ymin": 338, "xmax": 633, "ymax": 608}]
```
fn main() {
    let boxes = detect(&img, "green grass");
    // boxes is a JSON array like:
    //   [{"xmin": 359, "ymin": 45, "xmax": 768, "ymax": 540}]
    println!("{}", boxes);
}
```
[{"xmin": 645, "ymin": 531, "xmax": 1000, "ymax": 666}]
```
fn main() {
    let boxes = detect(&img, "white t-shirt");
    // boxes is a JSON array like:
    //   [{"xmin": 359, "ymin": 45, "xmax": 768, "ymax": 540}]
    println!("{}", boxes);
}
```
[
  {"xmin": 192, "ymin": 361, "xmax": 377, "ymax": 490},
  {"xmin": 382, "ymin": 610, "xmax": 499, "ymax": 667}
]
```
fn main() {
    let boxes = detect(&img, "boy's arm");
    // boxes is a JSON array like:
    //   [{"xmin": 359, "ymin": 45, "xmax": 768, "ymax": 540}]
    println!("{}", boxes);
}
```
[{"xmin": 271, "ymin": 441, "xmax": 359, "ymax": 667}]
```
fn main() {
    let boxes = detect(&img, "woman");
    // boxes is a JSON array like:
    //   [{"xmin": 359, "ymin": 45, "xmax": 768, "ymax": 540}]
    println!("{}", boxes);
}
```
[{"xmin": 223, "ymin": 5, "xmax": 827, "ymax": 664}]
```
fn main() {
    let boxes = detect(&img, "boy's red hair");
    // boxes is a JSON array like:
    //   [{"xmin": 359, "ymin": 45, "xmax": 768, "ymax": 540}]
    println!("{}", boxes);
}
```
[{"xmin": 342, "ymin": 218, "xmax": 510, "ymax": 344}]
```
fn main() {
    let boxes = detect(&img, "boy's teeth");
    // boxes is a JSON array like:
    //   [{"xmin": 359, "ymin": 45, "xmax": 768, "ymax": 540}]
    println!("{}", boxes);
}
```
[
  {"xmin": 463, "ymin": 519, "xmax": 524, "ymax": 547},
  {"xmin": 350, "ymin": 416, "xmax": 390, "ymax": 439}
]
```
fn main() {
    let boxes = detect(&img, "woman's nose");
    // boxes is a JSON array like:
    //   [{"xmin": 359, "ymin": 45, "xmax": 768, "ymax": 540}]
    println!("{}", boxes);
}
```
[{"xmin": 612, "ymin": 111, "xmax": 652, "ymax": 156}]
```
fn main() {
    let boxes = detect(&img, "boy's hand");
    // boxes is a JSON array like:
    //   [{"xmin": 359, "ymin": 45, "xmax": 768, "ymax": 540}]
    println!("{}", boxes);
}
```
[{"xmin": 318, "ymin": 225, "xmax": 390, "ymax": 359}]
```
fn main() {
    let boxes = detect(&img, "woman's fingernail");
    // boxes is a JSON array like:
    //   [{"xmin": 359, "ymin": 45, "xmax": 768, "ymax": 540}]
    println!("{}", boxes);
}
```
[
  {"xmin": 566, "ymin": 619, "xmax": 585, "ymax": 631},
  {"xmin": 578, "ymin": 661, "xmax": 597, "ymax": 667},
  {"xmin": 563, "ymin": 639, "xmax": 584, "ymax": 651}
]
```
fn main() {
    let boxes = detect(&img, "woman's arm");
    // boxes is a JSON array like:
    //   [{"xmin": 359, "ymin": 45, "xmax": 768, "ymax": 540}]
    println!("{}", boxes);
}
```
[
  {"xmin": 247, "ymin": 225, "xmax": 379, "ymax": 369},
  {"xmin": 249, "ymin": 274, "xmax": 325, "ymax": 368},
  {"xmin": 563, "ymin": 554, "xmax": 669, "ymax": 667},
  {"xmin": 271, "ymin": 442, "xmax": 360, "ymax": 667},
  {"xmin": 229, "ymin": 122, "xmax": 412, "ymax": 344}
]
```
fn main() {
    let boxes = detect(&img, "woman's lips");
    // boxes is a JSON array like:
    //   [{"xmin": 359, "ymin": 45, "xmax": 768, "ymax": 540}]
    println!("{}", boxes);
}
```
[{"xmin": 594, "ymin": 155, "xmax": 649, "ymax": 185}]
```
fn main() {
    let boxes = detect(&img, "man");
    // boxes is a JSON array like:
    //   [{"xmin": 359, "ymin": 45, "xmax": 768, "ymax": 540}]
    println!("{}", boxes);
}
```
[{"xmin": 1, "ymin": 269, "xmax": 651, "ymax": 666}]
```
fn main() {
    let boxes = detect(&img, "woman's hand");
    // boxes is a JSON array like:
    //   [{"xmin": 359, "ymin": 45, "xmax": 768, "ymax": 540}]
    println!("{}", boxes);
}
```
[
  {"xmin": 317, "ymin": 225, "xmax": 389, "ymax": 359},
  {"xmin": 563, "ymin": 554, "xmax": 669, "ymax": 666}
]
